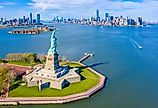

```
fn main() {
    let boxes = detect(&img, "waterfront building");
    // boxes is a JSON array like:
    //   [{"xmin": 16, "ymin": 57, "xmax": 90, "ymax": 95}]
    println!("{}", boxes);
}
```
[
  {"xmin": 27, "ymin": 17, "xmax": 29, "ymax": 24},
  {"xmin": 9, "ymin": 20, "xmax": 13, "ymax": 26},
  {"xmin": 105, "ymin": 13, "xmax": 109, "ymax": 22},
  {"xmin": 109, "ymin": 16, "xmax": 114, "ymax": 25},
  {"xmin": 18, "ymin": 18, "xmax": 23, "ymax": 25},
  {"xmin": 110, "ymin": 16, "xmax": 114, "ymax": 21},
  {"xmin": 18, "ymin": 18, "xmax": 21, "ymax": 25},
  {"xmin": 53, "ymin": 17, "xmax": 56, "ymax": 21},
  {"xmin": 23, "ymin": 16, "xmax": 25, "ymax": 24},
  {"xmin": 90, "ymin": 17, "xmax": 93, "ymax": 22},
  {"xmin": 56, "ymin": 16, "xmax": 59, "ymax": 21},
  {"xmin": 33, "ymin": 19, "xmax": 36, "ymax": 24},
  {"xmin": 138, "ymin": 17, "xmax": 143, "ymax": 26},
  {"xmin": 61, "ymin": 17, "xmax": 64, "ymax": 22},
  {"xmin": 4, "ymin": 18, "xmax": 6, "ymax": 22},
  {"xmin": 37, "ymin": 14, "xmax": 40, "ymax": 25},
  {"xmin": 107, "ymin": 15, "xmax": 111, "ymax": 24},
  {"xmin": 119, "ymin": 16, "xmax": 125, "ymax": 26},
  {"xmin": 23, "ymin": 30, "xmax": 81, "ymax": 90},
  {"xmin": 96, "ymin": 9, "xmax": 100, "ymax": 22},
  {"xmin": 131, "ymin": 19, "xmax": 136, "ymax": 25},
  {"xmin": 124, "ymin": 18, "xmax": 127, "ymax": 26},
  {"xmin": 12, "ymin": 19, "xmax": 17, "ymax": 25},
  {"xmin": 29, "ymin": 13, "xmax": 33, "ymax": 24},
  {"xmin": 0, "ymin": 18, "xmax": 3, "ymax": 23},
  {"xmin": 127, "ymin": 17, "xmax": 131, "ymax": 25}
]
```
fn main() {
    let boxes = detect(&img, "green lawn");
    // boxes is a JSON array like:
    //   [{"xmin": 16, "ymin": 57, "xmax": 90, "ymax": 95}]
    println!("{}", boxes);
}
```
[{"xmin": 9, "ymin": 63, "xmax": 100, "ymax": 97}]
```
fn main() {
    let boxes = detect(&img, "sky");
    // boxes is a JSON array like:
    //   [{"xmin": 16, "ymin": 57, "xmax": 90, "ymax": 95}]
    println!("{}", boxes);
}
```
[{"xmin": 0, "ymin": 0, "xmax": 158, "ymax": 21}]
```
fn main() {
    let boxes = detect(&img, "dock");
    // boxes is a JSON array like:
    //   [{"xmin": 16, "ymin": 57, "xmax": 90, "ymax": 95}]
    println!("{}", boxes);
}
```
[{"xmin": 78, "ymin": 53, "xmax": 94, "ymax": 63}]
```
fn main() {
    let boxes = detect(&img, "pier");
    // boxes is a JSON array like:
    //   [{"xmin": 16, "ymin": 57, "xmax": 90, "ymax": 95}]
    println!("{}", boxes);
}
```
[{"xmin": 78, "ymin": 53, "xmax": 94, "ymax": 63}]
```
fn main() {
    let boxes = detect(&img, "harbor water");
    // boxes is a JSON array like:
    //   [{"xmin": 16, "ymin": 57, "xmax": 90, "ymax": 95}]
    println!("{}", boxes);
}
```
[{"xmin": 0, "ymin": 24, "xmax": 158, "ymax": 108}]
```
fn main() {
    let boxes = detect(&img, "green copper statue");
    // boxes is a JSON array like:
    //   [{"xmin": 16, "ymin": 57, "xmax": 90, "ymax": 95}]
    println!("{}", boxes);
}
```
[{"xmin": 48, "ymin": 30, "xmax": 57, "ymax": 54}]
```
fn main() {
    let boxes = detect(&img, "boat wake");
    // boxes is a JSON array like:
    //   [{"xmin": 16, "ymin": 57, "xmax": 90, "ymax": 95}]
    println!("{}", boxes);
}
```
[
  {"xmin": 130, "ymin": 39, "xmax": 143, "ymax": 49},
  {"xmin": 129, "ymin": 38, "xmax": 143, "ymax": 56}
]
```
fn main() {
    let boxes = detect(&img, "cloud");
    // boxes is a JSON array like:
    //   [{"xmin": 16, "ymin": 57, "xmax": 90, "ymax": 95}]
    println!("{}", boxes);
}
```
[
  {"xmin": 0, "ymin": 2, "xmax": 16, "ymax": 6},
  {"xmin": 103, "ymin": 1, "xmax": 142, "ymax": 11},
  {"xmin": 28, "ymin": 0, "xmax": 154, "ymax": 14},
  {"xmin": 99, "ymin": 0, "xmax": 158, "ymax": 21},
  {"xmin": 110, "ymin": 0, "xmax": 143, "ymax": 2},
  {"xmin": 28, "ymin": 0, "xmax": 96, "ymax": 10},
  {"xmin": 0, "ymin": 5, "xmax": 4, "ymax": 8}
]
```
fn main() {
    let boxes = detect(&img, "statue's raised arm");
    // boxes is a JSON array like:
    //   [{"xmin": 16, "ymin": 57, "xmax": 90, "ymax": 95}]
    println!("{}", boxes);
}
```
[{"xmin": 48, "ymin": 30, "xmax": 57, "ymax": 54}]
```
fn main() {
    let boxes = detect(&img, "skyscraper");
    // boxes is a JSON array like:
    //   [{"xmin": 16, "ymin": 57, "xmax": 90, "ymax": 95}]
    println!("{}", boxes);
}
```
[
  {"xmin": 131, "ymin": 19, "xmax": 135, "ymax": 25},
  {"xmin": 105, "ymin": 13, "xmax": 109, "ymax": 22},
  {"xmin": 33, "ymin": 19, "xmax": 36, "ymax": 24},
  {"xmin": 0, "ymin": 18, "xmax": 3, "ymax": 24},
  {"xmin": 127, "ymin": 17, "xmax": 131, "ymax": 25},
  {"xmin": 23, "ymin": 16, "xmax": 25, "ymax": 24},
  {"xmin": 110, "ymin": 16, "xmax": 114, "ymax": 24},
  {"xmin": 30, "ymin": 13, "xmax": 33, "ymax": 24},
  {"xmin": 10, "ymin": 20, "xmax": 13, "ymax": 25},
  {"xmin": 96, "ymin": 9, "xmax": 100, "ymax": 22},
  {"xmin": 18, "ymin": 18, "xmax": 22, "ymax": 25},
  {"xmin": 1, "ymin": 18, "xmax": 3, "ymax": 22},
  {"xmin": 37, "ymin": 14, "xmax": 40, "ymax": 25},
  {"xmin": 138, "ymin": 17, "xmax": 143, "ymax": 26},
  {"xmin": 56, "ymin": 16, "xmax": 59, "ymax": 23},
  {"xmin": 27, "ymin": 17, "xmax": 29, "ymax": 24}
]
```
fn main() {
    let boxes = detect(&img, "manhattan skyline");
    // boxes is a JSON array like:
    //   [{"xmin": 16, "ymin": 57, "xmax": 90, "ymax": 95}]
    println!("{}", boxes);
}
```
[{"xmin": 0, "ymin": 0, "xmax": 158, "ymax": 22}]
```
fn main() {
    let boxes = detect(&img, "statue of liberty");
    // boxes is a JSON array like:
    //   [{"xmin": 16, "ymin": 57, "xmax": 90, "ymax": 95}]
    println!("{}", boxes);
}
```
[
  {"xmin": 48, "ymin": 30, "xmax": 57, "ymax": 54},
  {"xmin": 45, "ymin": 29, "xmax": 59, "ymax": 71}
]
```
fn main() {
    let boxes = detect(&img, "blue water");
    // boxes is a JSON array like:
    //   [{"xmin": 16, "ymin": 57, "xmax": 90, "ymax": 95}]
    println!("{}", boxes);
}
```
[{"xmin": 1, "ymin": 24, "xmax": 158, "ymax": 108}]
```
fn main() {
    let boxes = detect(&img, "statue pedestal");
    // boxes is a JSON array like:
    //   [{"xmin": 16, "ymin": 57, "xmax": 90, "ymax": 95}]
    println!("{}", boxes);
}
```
[{"xmin": 44, "ymin": 53, "xmax": 59, "ymax": 73}]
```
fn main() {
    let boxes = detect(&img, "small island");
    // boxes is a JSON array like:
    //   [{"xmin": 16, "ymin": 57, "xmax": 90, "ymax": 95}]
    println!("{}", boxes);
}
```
[
  {"xmin": 0, "ymin": 30, "xmax": 106, "ymax": 105},
  {"xmin": 8, "ymin": 26, "xmax": 54, "ymax": 35}
]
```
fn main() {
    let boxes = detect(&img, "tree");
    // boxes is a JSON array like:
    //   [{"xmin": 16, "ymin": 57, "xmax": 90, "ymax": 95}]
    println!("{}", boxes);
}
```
[
  {"xmin": 24, "ymin": 53, "xmax": 37, "ymax": 64},
  {"xmin": 6, "ymin": 53, "xmax": 38, "ymax": 63},
  {"xmin": 0, "ymin": 65, "xmax": 10, "ymax": 91},
  {"xmin": 0, "ymin": 58, "xmax": 2, "ymax": 63},
  {"xmin": 0, "ymin": 65, "xmax": 16, "ymax": 92},
  {"xmin": 37, "ymin": 54, "xmax": 46, "ymax": 63},
  {"xmin": 59, "ymin": 56, "xmax": 67, "ymax": 62}
]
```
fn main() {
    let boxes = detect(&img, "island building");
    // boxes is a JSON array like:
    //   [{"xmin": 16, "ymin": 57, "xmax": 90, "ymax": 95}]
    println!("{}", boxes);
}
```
[{"xmin": 23, "ymin": 30, "xmax": 81, "ymax": 90}]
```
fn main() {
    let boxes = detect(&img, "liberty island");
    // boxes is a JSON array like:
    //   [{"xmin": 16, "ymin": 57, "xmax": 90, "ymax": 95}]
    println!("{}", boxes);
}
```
[{"xmin": 0, "ymin": 29, "xmax": 105, "ymax": 105}]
